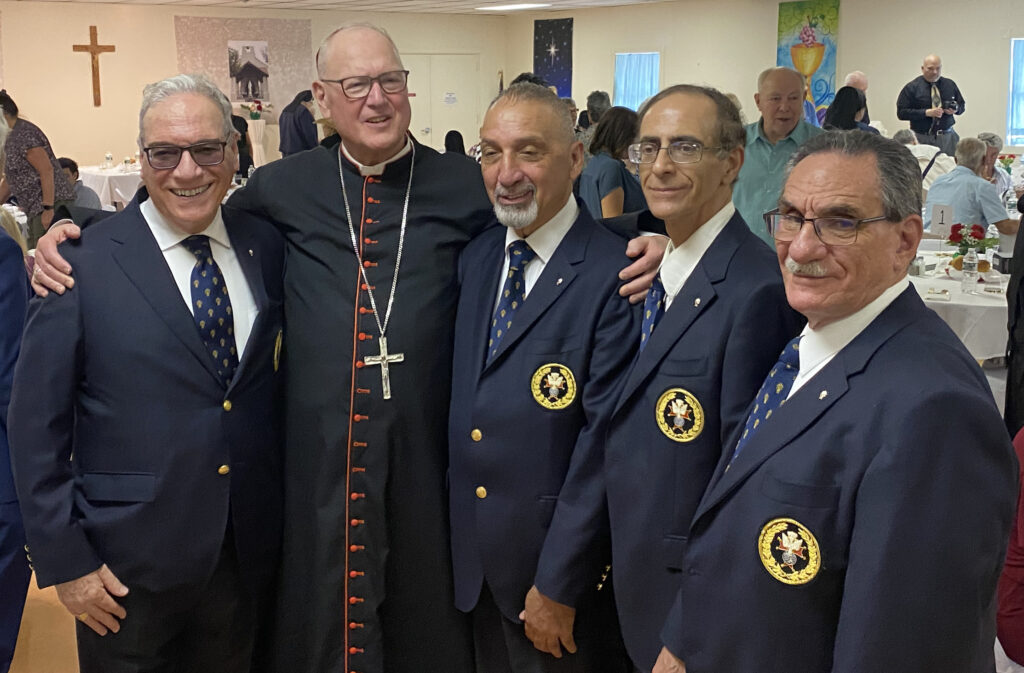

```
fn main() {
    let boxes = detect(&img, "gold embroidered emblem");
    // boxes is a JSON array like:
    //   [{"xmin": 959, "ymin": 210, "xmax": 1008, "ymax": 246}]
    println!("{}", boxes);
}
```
[
  {"xmin": 273, "ymin": 330, "xmax": 283, "ymax": 372},
  {"xmin": 531, "ymin": 363, "xmax": 577, "ymax": 410},
  {"xmin": 758, "ymin": 518, "xmax": 821, "ymax": 585},
  {"xmin": 655, "ymin": 388, "xmax": 704, "ymax": 442}
]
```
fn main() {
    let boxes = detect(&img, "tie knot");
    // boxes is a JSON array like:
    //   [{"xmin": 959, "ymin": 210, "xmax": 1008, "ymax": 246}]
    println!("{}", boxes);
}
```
[
  {"xmin": 181, "ymin": 235, "xmax": 212, "ymax": 261},
  {"xmin": 778, "ymin": 336, "xmax": 802, "ymax": 370},
  {"xmin": 508, "ymin": 239, "xmax": 536, "ymax": 268}
]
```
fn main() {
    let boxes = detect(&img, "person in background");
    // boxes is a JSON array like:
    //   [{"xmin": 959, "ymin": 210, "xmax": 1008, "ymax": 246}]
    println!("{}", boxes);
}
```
[
  {"xmin": 822, "ymin": 86, "xmax": 878, "ymax": 134},
  {"xmin": 579, "ymin": 106, "xmax": 646, "ymax": 219},
  {"xmin": 562, "ymin": 98, "xmax": 580, "ymax": 129},
  {"xmin": 978, "ymin": 132, "xmax": 1013, "ymax": 200},
  {"xmin": 444, "ymin": 130, "xmax": 467, "ymax": 155},
  {"xmin": 57, "ymin": 158, "xmax": 102, "ymax": 210},
  {"xmin": 580, "ymin": 91, "xmax": 611, "ymax": 167},
  {"xmin": 897, "ymin": 54, "xmax": 965, "ymax": 155},
  {"xmin": 231, "ymin": 113, "xmax": 253, "ymax": 178},
  {"xmin": 278, "ymin": 90, "xmax": 319, "ymax": 157},
  {"xmin": 923, "ymin": 137, "xmax": 1018, "ymax": 234},
  {"xmin": 893, "ymin": 128, "xmax": 955, "ymax": 197},
  {"xmin": 0, "ymin": 90, "xmax": 74, "ymax": 248},
  {"xmin": 843, "ymin": 70, "xmax": 871, "ymax": 124},
  {"xmin": 0, "ymin": 219, "xmax": 28, "ymax": 673}
]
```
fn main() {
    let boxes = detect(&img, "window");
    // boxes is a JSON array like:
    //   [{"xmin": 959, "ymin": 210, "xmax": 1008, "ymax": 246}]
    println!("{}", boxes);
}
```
[
  {"xmin": 1008, "ymin": 39, "xmax": 1024, "ymax": 144},
  {"xmin": 614, "ymin": 53, "xmax": 660, "ymax": 111}
]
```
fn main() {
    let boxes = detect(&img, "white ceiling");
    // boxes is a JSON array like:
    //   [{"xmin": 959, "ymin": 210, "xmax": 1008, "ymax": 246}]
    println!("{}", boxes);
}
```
[{"xmin": 34, "ymin": 0, "xmax": 665, "ymax": 14}]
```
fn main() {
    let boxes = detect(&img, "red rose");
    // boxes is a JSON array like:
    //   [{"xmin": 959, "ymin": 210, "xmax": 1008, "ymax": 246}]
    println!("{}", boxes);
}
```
[
  {"xmin": 949, "ymin": 231, "xmax": 964, "ymax": 243},
  {"xmin": 970, "ymin": 224, "xmax": 985, "ymax": 239},
  {"xmin": 951, "ymin": 223, "xmax": 963, "ymax": 234}
]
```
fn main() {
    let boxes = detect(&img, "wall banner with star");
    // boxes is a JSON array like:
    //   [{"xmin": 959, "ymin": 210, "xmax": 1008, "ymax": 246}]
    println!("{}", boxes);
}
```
[
  {"xmin": 533, "ymin": 18, "xmax": 573, "ymax": 97},
  {"xmin": 777, "ymin": 0, "xmax": 839, "ymax": 127}
]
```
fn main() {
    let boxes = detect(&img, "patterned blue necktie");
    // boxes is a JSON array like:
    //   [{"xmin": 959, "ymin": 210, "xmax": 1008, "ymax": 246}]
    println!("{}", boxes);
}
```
[
  {"xmin": 639, "ymin": 274, "xmax": 666, "ymax": 352},
  {"xmin": 487, "ymin": 239, "xmax": 536, "ymax": 364},
  {"xmin": 181, "ymin": 235, "xmax": 238, "ymax": 386},
  {"xmin": 730, "ymin": 336, "xmax": 802, "ymax": 464}
]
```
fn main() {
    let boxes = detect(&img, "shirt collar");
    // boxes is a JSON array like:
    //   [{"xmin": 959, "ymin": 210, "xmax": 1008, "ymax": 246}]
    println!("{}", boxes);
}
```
[
  {"xmin": 658, "ymin": 201, "xmax": 735, "ymax": 299},
  {"xmin": 796, "ymin": 279, "xmax": 909, "ymax": 375},
  {"xmin": 341, "ymin": 136, "xmax": 413, "ymax": 176},
  {"xmin": 951, "ymin": 164, "xmax": 978, "ymax": 179},
  {"xmin": 503, "ymin": 195, "xmax": 579, "ymax": 264},
  {"xmin": 751, "ymin": 118, "xmax": 814, "ymax": 146},
  {"xmin": 140, "ymin": 197, "xmax": 230, "ymax": 253}
]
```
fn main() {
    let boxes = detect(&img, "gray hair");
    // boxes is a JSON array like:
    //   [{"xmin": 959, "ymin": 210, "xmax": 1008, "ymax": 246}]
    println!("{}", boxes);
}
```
[
  {"xmin": 892, "ymin": 129, "xmax": 916, "ymax": 145},
  {"xmin": 757, "ymin": 66, "xmax": 804, "ymax": 91},
  {"xmin": 489, "ymin": 82, "xmax": 575, "ymax": 143},
  {"xmin": 786, "ymin": 130, "xmax": 923, "ymax": 221},
  {"xmin": 316, "ymin": 22, "xmax": 403, "ymax": 79},
  {"xmin": 638, "ymin": 84, "xmax": 745, "ymax": 158},
  {"xmin": 955, "ymin": 137, "xmax": 988, "ymax": 172},
  {"xmin": 843, "ymin": 71, "xmax": 868, "ymax": 89},
  {"xmin": 978, "ymin": 132, "xmax": 1004, "ymax": 152},
  {"xmin": 586, "ymin": 90, "xmax": 611, "ymax": 123},
  {"xmin": 138, "ymin": 74, "xmax": 234, "ymax": 146}
]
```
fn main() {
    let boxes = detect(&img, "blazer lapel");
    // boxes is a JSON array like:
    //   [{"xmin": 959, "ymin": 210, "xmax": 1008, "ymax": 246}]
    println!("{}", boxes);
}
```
[
  {"xmin": 223, "ymin": 215, "xmax": 273, "ymax": 390},
  {"xmin": 467, "ymin": 234, "xmax": 506, "ymax": 376},
  {"xmin": 110, "ymin": 202, "xmax": 223, "ymax": 386}
]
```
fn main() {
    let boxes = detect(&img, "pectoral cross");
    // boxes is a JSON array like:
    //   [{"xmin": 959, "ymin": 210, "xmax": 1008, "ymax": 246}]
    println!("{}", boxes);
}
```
[
  {"xmin": 363, "ymin": 336, "xmax": 404, "ymax": 400},
  {"xmin": 73, "ymin": 26, "xmax": 115, "ymax": 107}
]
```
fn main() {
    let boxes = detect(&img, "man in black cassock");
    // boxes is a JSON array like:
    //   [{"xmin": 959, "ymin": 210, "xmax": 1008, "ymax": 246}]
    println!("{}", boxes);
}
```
[{"xmin": 30, "ymin": 23, "xmax": 664, "ymax": 673}]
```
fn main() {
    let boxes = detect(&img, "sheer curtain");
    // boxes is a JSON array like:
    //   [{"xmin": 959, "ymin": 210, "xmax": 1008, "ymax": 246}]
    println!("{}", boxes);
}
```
[
  {"xmin": 1007, "ymin": 39, "xmax": 1024, "ymax": 145},
  {"xmin": 614, "ymin": 53, "xmax": 660, "ymax": 111}
]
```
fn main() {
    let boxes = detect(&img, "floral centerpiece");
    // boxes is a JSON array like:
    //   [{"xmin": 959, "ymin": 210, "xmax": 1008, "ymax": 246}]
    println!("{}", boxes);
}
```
[
  {"xmin": 240, "ymin": 99, "xmax": 271, "ymax": 120},
  {"xmin": 999, "ymin": 154, "xmax": 1016, "ymax": 175},
  {"xmin": 947, "ymin": 223, "xmax": 998, "ymax": 272}
]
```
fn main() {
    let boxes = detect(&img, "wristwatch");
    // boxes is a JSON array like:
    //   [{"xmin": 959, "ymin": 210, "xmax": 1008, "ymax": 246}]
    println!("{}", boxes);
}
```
[{"xmin": 41, "ymin": 204, "xmax": 53, "ymax": 211}]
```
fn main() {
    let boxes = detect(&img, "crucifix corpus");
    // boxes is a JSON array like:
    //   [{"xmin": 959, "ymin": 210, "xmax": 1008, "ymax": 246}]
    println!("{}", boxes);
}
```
[
  {"xmin": 363, "ymin": 336, "xmax": 404, "ymax": 400},
  {"xmin": 73, "ymin": 26, "xmax": 115, "ymax": 107}
]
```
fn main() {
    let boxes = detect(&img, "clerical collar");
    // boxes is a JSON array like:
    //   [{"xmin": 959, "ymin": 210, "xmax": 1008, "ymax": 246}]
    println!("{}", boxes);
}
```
[{"xmin": 341, "ymin": 137, "xmax": 413, "ymax": 176}]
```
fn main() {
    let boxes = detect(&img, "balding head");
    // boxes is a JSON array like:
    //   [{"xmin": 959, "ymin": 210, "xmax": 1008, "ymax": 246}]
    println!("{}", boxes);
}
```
[
  {"xmin": 844, "ymin": 71, "xmax": 868, "ymax": 91},
  {"xmin": 755, "ymin": 67, "xmax": 805, "ymax": 143},
  {"xmin": 922, "ymin": 54, "xmax": 942, "ymax": 83}
]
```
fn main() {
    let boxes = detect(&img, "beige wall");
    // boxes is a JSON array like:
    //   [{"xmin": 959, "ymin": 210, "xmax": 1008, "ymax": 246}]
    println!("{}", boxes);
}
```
[
  {"xmin": 0, "ymin": 1, "xmax": 506, "ymax": 163},
  {"xmin": 505, "ymin": 0, "xmax": 1023, "ymax": 147}
]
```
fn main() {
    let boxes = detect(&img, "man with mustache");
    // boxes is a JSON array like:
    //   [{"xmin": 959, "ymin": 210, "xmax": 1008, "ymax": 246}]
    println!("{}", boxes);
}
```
[
  {"xmin": 448, "ymin": 81, "xmax": 635, "ymax": 673},
  {"xmin": 653, "ymin": 131, "xmax": 1016, "ymax": 673},
  {"xmin": 529, "ymin": 84, "xmax": 802, "ymax": 672}
]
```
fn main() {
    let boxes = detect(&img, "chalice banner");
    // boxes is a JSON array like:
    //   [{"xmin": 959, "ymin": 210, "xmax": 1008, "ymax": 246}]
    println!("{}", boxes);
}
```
[
  {"xmin": 777, "ymin": 0, "xmax": 839, "ymax": 127},
  {"xmin": 534, "ymin": 18, "xmax": 573, "ymax": 97}
]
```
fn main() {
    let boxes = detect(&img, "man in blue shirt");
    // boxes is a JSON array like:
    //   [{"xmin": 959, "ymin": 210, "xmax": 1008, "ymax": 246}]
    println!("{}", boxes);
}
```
[
  {"xmin": 734, "ymin": 67, "xmax": 823, "ymax": 246},
  {"xmin": 924, "ymin": 137, "xmax": 1018, "ymax": 234}
]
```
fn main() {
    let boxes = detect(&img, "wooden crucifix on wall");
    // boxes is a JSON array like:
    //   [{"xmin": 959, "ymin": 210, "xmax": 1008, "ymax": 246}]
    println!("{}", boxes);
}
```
[{"xmin": 73, "ymin": 26, "xmax": 115, "ymax": 107}]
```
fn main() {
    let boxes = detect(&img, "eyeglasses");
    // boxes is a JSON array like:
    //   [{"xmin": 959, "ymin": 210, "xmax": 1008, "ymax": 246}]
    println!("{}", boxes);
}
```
[
  {"xmin": 764, "ymin": 209, "xmax": 888, "ymax": 246},
  {"xmin": 627, "ymin": 140, "xmax": 723, "ymax": 165},
  {"xmin": 142, "ymin": 140, "xmax": 229, "ymax": 170},
  {"xmin": 321, "ymin": 70, "xmax": 410, "ymax": 100}
]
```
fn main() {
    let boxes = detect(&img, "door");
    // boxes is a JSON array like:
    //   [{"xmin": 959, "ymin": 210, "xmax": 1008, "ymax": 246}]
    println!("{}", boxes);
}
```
[{"xmin": 403, "ymin": 53, "xmax": 480, "ymax": 153}]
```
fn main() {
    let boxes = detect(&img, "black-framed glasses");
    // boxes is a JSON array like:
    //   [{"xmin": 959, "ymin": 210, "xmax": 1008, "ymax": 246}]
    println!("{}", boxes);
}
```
[
  {"xmin": 627, "ymin": 140, "xmax": 723, "ymax": 165},
  {"xmin": 321, "ymin": 70, "xmax": 410, "ymax": 100},
  {"xmin": 142, "ymin": 140, "xmax": 229, "ymax": 170},
  {"xmin": 764, "ymin": 209, "xmax": 888, "ymax": 246}
]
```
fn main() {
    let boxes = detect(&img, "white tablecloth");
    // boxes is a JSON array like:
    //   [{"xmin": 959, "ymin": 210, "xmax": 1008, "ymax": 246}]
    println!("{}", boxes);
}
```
[
  {"xmin": 79, "ymin": 165, "xmax": 143, "ymax": 208},
  {"xmin": 909, "ymin": 248, "xmax": 1008, "ymax": 360}
]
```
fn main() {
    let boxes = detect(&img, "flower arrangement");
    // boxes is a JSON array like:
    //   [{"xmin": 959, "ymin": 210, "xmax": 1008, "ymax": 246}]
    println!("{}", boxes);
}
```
[
  {"xmin": 999, "ymin": 154, "xmax": 1016, "ymax": 174},
  {"xmin": 947, "ymin": 223, "xmax": 998, "ymax": 255},
  {"xmin": 240, "ymin": 99, "xmax": 271, "ymax": 120}
]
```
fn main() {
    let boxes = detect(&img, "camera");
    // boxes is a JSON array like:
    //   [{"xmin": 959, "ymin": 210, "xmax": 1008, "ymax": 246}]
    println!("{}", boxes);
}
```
[{"xmin": 942, "ymin": 99, "xmax": 958, "ymax": 111}]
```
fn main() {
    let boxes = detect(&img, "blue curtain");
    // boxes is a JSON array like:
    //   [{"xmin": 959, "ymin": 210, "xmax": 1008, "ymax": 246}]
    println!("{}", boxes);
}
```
[
  {"xmin": 1008, "ymin": 39, "xmax": 1024, "ymax": 144},
  {"xmin": 614, "ymin": 53, "xmax": 660, "ymax": 111}
]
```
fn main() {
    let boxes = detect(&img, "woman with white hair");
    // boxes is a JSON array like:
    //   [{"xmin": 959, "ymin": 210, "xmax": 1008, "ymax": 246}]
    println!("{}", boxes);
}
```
[{"xmin": 978, "ymin": 132, "xmax": 1013, "ymax": 199}]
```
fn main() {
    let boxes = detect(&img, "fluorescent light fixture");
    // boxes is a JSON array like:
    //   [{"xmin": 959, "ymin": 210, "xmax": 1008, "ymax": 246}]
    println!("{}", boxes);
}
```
[{"xmin": 476, "ymin": 3, "xmax": 551, "ymax": 9}]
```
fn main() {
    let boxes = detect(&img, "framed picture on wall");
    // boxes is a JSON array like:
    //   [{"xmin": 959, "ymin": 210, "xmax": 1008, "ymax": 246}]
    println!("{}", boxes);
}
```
[{"xmin": 228, "ymin": 40, "xmax": 269, "ymax": 102}]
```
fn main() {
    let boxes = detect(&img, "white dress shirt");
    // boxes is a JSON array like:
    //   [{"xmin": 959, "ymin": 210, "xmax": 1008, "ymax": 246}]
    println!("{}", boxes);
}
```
[
  {"xmin": 789, "ymin": 279, "xmax": 909, "ymax": 397},
  {"xmin": 492, "ymin": 196, "xmax": 579, "ymax": 311},
  {"xmin": 140, "ymin": 198, "xmax": 259, "ymax": 359},
  {"xmin": 658, "ymin": 202, "xmax": 735, "ymax": 310}
]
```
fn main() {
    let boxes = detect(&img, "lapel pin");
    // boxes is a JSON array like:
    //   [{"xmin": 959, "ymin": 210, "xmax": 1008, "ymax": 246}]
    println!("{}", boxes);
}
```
[
  {"xmin": 248, "ymin": 249, "xmax": 254, "ymax": 257},
  {"xmin": 694, "ymin": 297, "xmax": 701, "ymax": 307},
  {"xmin": 819, "ymin": 390, "xmax": 828, "ymax": 400},
  {"xmin": 556, "ymin": 278, "xmax": 563, "ymax": 285}
]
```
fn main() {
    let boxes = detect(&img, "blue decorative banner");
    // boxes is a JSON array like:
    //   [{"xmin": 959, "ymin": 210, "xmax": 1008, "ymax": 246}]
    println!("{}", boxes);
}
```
[{"xmin": 534, "ymin": 18, "xmax": 573, "ymax": 97}]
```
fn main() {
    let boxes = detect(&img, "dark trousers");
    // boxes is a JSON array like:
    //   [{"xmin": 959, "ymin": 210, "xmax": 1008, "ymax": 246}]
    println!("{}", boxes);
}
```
[
  {"xmin": 471, "ymin": 582, "xmax": 631, "ymax": 673},
  {"xmin": 76, "ymin": 531, "xmax": 255, "ymax": 673},
  {"xmin": 0, "ymin": 501, "xmax": 31, "ymax": 673},
  {"xmin": 916, "ymin": 129, "xmax": 959, "ymax": 157}
]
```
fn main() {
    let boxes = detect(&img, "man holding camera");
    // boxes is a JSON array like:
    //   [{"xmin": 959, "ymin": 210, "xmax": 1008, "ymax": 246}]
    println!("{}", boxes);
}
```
[{"xmin": 897, "ymin": 54, "xmax": 965, "ymax": 155}]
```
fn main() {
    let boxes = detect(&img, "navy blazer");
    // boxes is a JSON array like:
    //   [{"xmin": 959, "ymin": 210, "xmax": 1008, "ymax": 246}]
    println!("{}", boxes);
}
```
[
  {"xmin": 448, "ymin": 205, "xmax": 640, "ymax": 621},
  {"xmin": 0, "ymin": 230, "xmax": 26, "ymax": 507},
  {"xmin": 662, "ymin": 287, "xmax": 1018, "ymax": 673},
  {"xmin": 535, "ymin": 212, "xmax": 803, "ymax": 670},
  {"xmin": 8, "ymin": 196, "xmax": 285, "ymax": 601}
]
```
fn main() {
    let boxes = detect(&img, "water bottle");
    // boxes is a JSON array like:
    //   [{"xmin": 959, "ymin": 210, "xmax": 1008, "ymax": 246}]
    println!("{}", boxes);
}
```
[{"xmin": 961, "ymin": 248, "xmax": 979, "ymax": 294}]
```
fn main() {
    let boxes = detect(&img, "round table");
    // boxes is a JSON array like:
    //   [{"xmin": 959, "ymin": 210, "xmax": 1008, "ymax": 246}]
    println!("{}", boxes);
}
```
[{"xmin": 78, "ymin": 165, "xmax": 143, "ymax": 208}]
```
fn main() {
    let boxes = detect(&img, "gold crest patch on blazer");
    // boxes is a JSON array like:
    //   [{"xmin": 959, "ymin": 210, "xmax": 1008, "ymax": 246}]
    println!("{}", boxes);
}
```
[
  {"xmin": 531, "ymin": 363, "xmax": 577, "ymax": 410},
  {"xmin": 655, "ymin": 388, "xmax": 704, "ymax": 442},
  {"xmin": 273, "ymin": 330, "xmax": 283, "ymax": 372},
  {"xmin": 758, "ymin": 517, "xmax": 821, "ymax": 585}
]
